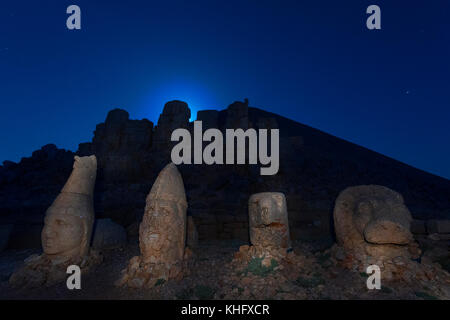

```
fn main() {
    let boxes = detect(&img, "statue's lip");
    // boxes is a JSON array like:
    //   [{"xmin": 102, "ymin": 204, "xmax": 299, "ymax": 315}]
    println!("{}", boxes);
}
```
[
  {"xmin": 364, "ymin": 220, "xmax": 412, "ymax": 245},
  {"xmin": 42, "ymin": 239, "xmax": 56, "ymax": 247}
]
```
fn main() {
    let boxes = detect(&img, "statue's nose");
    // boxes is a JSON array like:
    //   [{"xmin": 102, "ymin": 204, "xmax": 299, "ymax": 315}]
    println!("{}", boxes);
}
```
[
  {"xmin": 260, "ymin": 207, "xmax": 271, "ymax": 224},
  {"xmin": 43, "ymin": 227, "xmax": 56, "ymax": 239}
]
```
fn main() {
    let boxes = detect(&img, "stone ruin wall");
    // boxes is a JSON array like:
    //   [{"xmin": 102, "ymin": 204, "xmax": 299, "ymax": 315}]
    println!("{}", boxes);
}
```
[{"xmin": 1, "ymin": 100, "xmax": 450, "ymax": 251}]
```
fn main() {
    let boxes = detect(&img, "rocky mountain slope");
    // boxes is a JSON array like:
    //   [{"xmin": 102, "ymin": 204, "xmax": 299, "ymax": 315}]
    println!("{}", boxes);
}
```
[{"xmin": 1, "ymin": 100, "xmax": 449, "ymax": 250}]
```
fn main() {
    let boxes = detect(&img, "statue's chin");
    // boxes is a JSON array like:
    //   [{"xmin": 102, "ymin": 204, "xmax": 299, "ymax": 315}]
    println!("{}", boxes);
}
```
[
  {"xmin": 44, "ymin": 245, "xmax": 80, "ymax": 260},
  {"xmin": 43, "ymin": 248, "xmax": 63, "ymax": 256},
  {"xmin": 364, "ymin": 221, "xmax": 411, "ymax": 245},
  {"xmin": 43, "ymin": 243, "xmax": 59, "ymax": 255}
]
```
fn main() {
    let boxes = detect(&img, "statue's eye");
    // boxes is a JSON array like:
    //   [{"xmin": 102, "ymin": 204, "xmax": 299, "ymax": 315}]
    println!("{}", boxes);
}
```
[
  {"xmin": 358, "ymin": 202, "xmax": 372, "ymax": 214},
  {"xmin": 160, "ymin": 207, "xmax": 169, "ymax": 213},
  {"xmin": 369, "ymin": 199, "xmax": 379, "ymax": 207}
]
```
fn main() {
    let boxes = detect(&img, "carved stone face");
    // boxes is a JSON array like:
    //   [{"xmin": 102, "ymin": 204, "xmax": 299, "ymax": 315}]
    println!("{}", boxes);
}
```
[
  {"xmin": 248, "ymin": 192, "xmax": 291, "ymax": 249},
  {"xmin": 138, "ymin": 163, "xmax": 187, "ymax": 265},
  {"xmin": 334, "ymin": 185, "xmax": 415, "ymax": 258},
  {"xmin": 257, "ymin": 197, "xmax": 276, "ymax": 225},
  {"xmin": 354, "ymin": 197, "xmax": 412, "ymax": 245},
  {"xmin": 42, "ymin": 205, "xmax": 85, "ymax": 258},
  {"xmin": 139, "ymin": 199, "xmax": 185, "ymax": 263}
]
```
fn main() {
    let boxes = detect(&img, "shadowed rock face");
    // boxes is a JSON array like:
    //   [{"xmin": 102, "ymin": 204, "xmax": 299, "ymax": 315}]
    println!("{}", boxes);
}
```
[
  {"xmin": 153, "ymin": 101, "xmax": 190, "ymax": 151},
  {"xmin": 334, "ymin": 185, "xmax": 415, "ymax": 258},
  {"xmin": 197, "ymin": 110, "xmax": 219, "ymax": 130},
  {"xmin": 186, "ymin": 216, "xmax": 198, "ymax": 248},
  {"xmin": 92, "ymin": 218, "xmax": 127, "ymax": 250},
  {"xmin": 1, "ymin": 100, "xmax": 450, "ymax": 249},
  {"xmin": 249, "ymin": 192, "xmax": 291, "ymax": 249}
]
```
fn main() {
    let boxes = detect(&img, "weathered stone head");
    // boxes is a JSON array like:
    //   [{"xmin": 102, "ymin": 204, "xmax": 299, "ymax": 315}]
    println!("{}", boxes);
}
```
[
  {"xmin": 334, "ymin": 185, "xmax": 416, "ymax": 258},
  {"xmin": 115, "ymin": 163, "xmax": 190, "ymax": 288},
  {"xmin": 42, "ymin": 155, "xmax": 97, "ymax": 263},
  {"xmin": 9, "ymin": 155, "xmax": 99, "ymax": 288},
  {"xmin": 139, "ymin": 163, "xmax": 187, "ymax": 264},
  {"xmin": 249, "ymin": 192, "xmax": 291, "ymax": 249}
]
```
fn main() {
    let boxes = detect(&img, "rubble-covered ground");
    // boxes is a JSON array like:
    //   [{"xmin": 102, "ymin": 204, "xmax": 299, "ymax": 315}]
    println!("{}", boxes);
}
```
[{"xmin": 0, "ymin": 239, "xmax": 449, "ymax": 300}]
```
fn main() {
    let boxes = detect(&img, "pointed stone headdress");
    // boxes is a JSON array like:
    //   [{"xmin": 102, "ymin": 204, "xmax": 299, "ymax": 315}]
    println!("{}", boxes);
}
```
[
  {"xmin": 147, "ymin": 163, "xmax": 187, "ymax": 207},
  {"xmin": 61, "ymin": 155, "xmax": 97, "ymax": 197},
  {"xmin": 49, "ymin": 155, "xmax": 97, "ymax": 223}
]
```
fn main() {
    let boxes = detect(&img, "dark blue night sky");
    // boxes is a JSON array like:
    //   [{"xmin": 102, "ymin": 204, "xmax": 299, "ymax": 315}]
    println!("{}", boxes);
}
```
[{"xmin": 1, "ymin": 1, "xmax": 449, "ymax": 178}]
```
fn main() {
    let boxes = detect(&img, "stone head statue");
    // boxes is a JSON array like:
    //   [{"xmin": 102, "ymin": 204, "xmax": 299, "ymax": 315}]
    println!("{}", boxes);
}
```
[
  {"xmin": 139, "ymin": 163, "xmax": 187, "ymax": 264},
  {"xmin": 334, "ymin": 185, "xmax": 414, "ymax": 258},
  {"xmin": 249, "ymin": 192, "xmax": 291, "ymax": 248},
  {"xmin": 42, "ymin": 155, "xmax": 97, "ymax": 263}
]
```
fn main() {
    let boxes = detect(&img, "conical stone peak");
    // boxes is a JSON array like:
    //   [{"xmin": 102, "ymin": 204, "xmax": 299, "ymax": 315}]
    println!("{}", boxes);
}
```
[{"xmin": 147, "ymin": 163, "xmax": 187, "ymax": 207}]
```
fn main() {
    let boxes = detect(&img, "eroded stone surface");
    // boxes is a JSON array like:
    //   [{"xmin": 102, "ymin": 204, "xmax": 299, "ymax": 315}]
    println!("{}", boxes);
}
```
[
  {"xmin": 92, "ymin": 218, "xmax": 127, "ymax": 250},
  {"xmin": 331, "ymin": 185, "xmax": 434, "ymax": 280},
  {"xmin": 153, "ymin": 101, "xmax": 190, "ymax": 151},
  {"xmin": 333, "ymin": 185, "xmax": 416, "ymax": 257},
  {"xmin": 427, "ymin": 219, "xmax": 450, "ymax": 234},
  {"xmin": 224, "ymin": 100, "xmax": 249, "ymax": 129},
  {"xmin": 249, "ymin": 192, "xmax": 291, "ymax": 249},
  {"xmin": 2, "ymin": 101, "xmax": 450, "ymax": 249},
  {"xmin": 9, "ymin": 155, "xmax": 101, "ymax": 288},
  {"xmin": 140, "ymin": 163, "xmax": 187, "ymax": 264},
  {"xmin": 197, "ymin": 110, "xmax": 219, "ymax": 130},
  {"xmin": 231, "ymin": 192, "xmax": 292, "ymax": 272},
  {"xmin": 117, "ymin": 163, "xmax": 192, "ymax": 288}
]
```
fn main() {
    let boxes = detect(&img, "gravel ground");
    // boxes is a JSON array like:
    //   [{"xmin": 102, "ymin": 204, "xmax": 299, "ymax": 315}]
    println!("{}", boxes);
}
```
[{"xmin": 0, "ymin": 239, "xmax": 448, "ymax": 300}]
